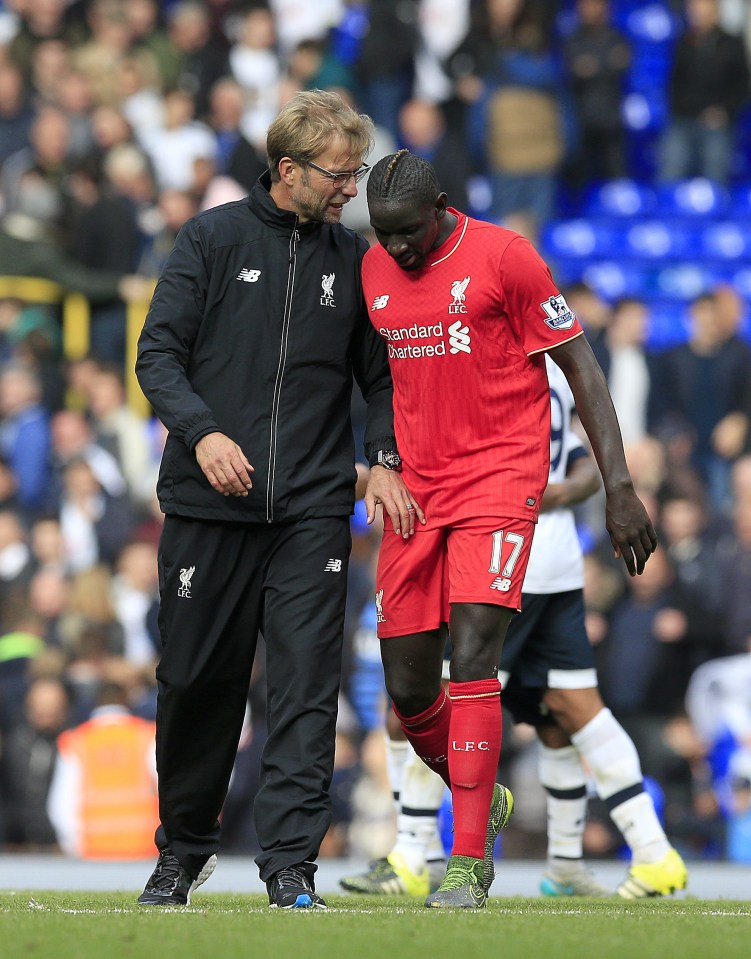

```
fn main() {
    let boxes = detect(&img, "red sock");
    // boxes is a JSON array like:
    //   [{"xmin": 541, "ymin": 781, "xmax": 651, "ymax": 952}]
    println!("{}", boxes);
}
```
[
  {"xmin": 393, "ymin": 689, "xmax": 452, "ymax": 787},
  {"xmin": 448, "ymin": 678, "xmax": 502, "ymax": 859}
]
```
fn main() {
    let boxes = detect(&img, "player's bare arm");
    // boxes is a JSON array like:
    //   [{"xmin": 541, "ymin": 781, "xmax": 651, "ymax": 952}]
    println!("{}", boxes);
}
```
[
  {"xmin": 195, "ymin": 431, "xmax": 254, "ymax": 497},
  {"xmin": 547, "ymin": 335, "xmax": 657, "ymax": 576},
  {"xmin": 365, "ymin": 465, "xmax": 425, "ymax": 538}
]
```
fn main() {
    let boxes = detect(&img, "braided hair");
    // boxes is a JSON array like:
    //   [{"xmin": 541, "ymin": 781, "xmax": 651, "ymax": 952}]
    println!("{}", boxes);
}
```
[{"xmin": 366, "ymin": 150, "xmax": 441, "ymax": 206}]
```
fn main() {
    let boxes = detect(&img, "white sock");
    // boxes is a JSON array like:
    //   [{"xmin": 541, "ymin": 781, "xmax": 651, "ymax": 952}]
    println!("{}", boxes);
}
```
[
  {"xmin": 538, "ymin": 743, "xmax": 588, "ymax": 861},
  {"xmin": 571, "ymin": 708, "xmax": 670, "ymax": 864},
  {"xmin": 385, "ymin": 735, "xmax": 410, "ymax": 813},
  {"xmin": 392, "ymin": 743, "xmax": 446, "ymax": 872}
]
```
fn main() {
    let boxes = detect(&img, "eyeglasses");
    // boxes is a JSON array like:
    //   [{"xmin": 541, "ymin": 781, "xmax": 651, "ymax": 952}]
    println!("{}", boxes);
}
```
[{"xmin": 303, "ymin": 159, "xmax": 371, "ymax": 189}]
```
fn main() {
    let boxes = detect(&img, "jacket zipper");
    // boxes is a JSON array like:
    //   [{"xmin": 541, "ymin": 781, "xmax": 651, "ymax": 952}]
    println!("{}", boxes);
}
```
[{"xmin": 266, "ymin": 224, "xmax": 298, "ymax": 521}]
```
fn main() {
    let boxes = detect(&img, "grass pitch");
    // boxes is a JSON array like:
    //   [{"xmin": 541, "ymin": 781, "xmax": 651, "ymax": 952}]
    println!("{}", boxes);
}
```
[{"xmin": 2, "ymin": 893, "xmax": 749, "ymax": 959}]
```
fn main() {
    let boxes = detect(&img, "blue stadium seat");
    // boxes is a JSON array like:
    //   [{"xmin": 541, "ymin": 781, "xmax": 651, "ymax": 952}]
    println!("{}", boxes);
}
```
[
  {"xmin": 701, "ymin": 223, "xmax": 751, "ymax": 261},
  {"xmin": 654, "ymin": 179, "xmax": 731, "ymax": 217},
  {"xmin": 623, "ymin": 220, "xmax": 694, "ymax": 260},
  {"xmin": 581, "ymin": 261, "xmax": 653, "ymax": 299},
  {"xmin": 728, "ymin": 183, "xmax": 751, "ymax": 219},
  {"xmin": 540, "ymin": 220, "xmax": 617, "ymax": 259},
  {"xmin": 620, "ymin": 3, "xmax": 679, "ymax": 43},
  {"xmin": 654, "ymin": 263, "xmax": 727, "ymax": 299},
  {"xmin": 584, "ymin": 179, "xmax": 656, "ymax": 218}
]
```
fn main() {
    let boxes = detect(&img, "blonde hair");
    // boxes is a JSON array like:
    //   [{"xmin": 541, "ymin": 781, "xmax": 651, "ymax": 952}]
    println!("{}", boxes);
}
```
[{"xmin": 266, "ymin": 89, "xmax": 374, "ymax": 182}]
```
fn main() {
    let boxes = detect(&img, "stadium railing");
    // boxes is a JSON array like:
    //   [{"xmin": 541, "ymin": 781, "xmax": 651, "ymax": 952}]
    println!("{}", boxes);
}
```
[{"xmin": 0, "ymin": 275, "xmax": 151, "ymax": 418}]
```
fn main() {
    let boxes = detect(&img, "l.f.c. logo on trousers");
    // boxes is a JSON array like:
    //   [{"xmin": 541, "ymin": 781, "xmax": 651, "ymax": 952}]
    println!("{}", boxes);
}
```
[{"xmin": 178, "ymin": 565, "xmax": 195, "ymax": 598}]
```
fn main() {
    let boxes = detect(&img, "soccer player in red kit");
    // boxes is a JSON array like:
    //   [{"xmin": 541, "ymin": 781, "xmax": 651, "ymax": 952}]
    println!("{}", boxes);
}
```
[{"xmin": 361, "ymin": 151, "xmax": 657, "ymax": 909}]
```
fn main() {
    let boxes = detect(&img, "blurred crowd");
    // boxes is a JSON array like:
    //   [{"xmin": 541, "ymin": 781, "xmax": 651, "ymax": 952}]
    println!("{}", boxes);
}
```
[{"xmin": 1, "ymin": 0, "xmax": 751, "ymax": 865}]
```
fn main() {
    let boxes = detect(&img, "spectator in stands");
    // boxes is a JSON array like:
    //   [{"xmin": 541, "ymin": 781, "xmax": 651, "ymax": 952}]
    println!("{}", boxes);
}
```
[
  {"xmin": 116, "ymin": 52, "xmax": 164, "ymax": 140},
  {"xmin": 596, "ymin": 548, "xmax": 695, "ymax": 758},
  {"xmin": 354, "ymin": 0, "xmax": 419, "ymax": 140},
  {"xmin": 56, "ymin": 564, "xmax": 125, "ymax": 666},
  {"xmin": 0, "ymin": 603, "xmax": 47, "ymax": 734},
  {"xmin": 45, "ymin": 408, "xmax": 126, "ymax": 514},
  {"xmin": 25, "ymin": 565, "xmax": 70, "ymax": 649},
  {"xmin": 85, "ymin": 363, "xmax": 153, "ymax": 506},
  {"xmin": 599, "ymin": 297, "xmax": 653, "ymax": 444},
  {"xmin": 0, "ymin": 61, "xmax": 33, "ymax": 167},
  {"xmin": 28, "ymin": 515, "xmax": 66, "ymax": 574},
  {"xmin": 47, "ymin": 679, "xmax": 159, "ymax": 859},
  {"xmin": 0, "ymin": 364, "xmax": 51, "ymax": 517},
  {"xmin": 227, "ymin": 6, "xmax": 280, "ymax": 151},
  {"xmin": 56, "ymin": 457, "xmax": 135, "ymax": 573},
  {"xmin": 138, "ymin": 187, "xmax": 200, "ymax": 278},
  {"xmin": 0, "ymin": 104, "xmax": 71, "ymax": 220},
  {"xmin": 465, "ymin": 0, "xmax": 567, "ymax": 239},
  {"xmin": 110, "ymin": 540, "xmax": 159, "ymax": 672},
  {"xmin": 0, "ymin": 170, "xmax": 154, "ymax": 311},
  {"xmin": 0, "ymin": 674, "xmax": 70, "ymax": 851},
  {"xmin": 7, "ymin": 0, "xmax": 81, "ymax": 85},
  {"xmin": 648, "ymin": 290, "xmax": 751, "ymax": 514},
  {"xmin": 160, "ymin": 1, "xmax": 228, "ymax": 117},
  {"xmin": 658, "ymin": 0, "xmax": 750, "ymax": 184},
  {"xmin": 562, "ymin": 0, "xmax": 631, "ymax": 186},
  {"xmin": 0, "ymin": 508, "xmax": 34, "ymax": 613},
  {"xmin": 71, "ymin": 0, "xmax": 134, "ymax": 108},
  {"xmin": 396, "ymin": 98, "xmax": 473, "ymax": 213},
  {"xmin": 715, "ymin": 493, "xmax": 751, "ymax": 655},
  {"xmin": 141, "ymin": 88, "xmax": 217, "ymax": 193}
]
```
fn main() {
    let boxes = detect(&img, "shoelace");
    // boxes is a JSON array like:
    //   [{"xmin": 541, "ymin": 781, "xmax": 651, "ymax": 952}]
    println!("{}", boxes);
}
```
[
  {"xmin": 439, "ymin": 859, "xmax": 481, "ymax": 890},
  {"xmin": 274, "ymin": 866, "xmax": 312, "ymax": 892},
  {"xmin": 149, "ymin": 854, "xmax": 183, "ymax": 892}
]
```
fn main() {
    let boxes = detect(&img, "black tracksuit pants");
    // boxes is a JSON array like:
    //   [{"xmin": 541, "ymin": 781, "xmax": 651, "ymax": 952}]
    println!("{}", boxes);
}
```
[{"xmin": 153, "ymin": 513, "xmax": 351, "ymax": 881}]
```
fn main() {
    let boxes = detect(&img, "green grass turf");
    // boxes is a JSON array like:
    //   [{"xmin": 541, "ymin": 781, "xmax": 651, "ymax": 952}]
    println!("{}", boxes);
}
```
[{"xmin": 2, "ymin": 893, "xmax": 749, "ymax": 959}]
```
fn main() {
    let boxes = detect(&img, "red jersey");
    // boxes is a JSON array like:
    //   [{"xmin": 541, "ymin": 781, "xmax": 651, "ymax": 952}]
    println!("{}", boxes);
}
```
[{"xmin": 362, "ymin": 211, "xmax": 584, "ymax": 527}]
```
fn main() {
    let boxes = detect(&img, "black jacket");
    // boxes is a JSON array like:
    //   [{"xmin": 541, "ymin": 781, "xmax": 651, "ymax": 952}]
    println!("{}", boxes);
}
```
[{"xmin": 136, "ymin": 173, "xmax": 395, "ymax": 523}]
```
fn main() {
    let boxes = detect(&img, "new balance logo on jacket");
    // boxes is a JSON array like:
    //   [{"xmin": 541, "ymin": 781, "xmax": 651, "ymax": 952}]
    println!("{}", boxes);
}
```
[
  {"xmin": 324, "ymin": 558, "xmax": 342, "ymax": 572},
  {"xmin": 237, "ymin": 268, "xmax": 261, "ymax": 282}
]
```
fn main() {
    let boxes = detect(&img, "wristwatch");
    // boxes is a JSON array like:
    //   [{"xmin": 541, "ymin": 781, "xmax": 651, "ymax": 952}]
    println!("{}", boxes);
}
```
[{"xmin": 370, "ymin": 449, "xmax": 402, "ymax": 471}]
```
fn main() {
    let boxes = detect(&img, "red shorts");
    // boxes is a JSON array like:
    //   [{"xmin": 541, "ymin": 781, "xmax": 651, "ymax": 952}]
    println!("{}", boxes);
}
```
[{"xmin": 375, "ymin": 517, "xmax": 536, "ymax": 638}]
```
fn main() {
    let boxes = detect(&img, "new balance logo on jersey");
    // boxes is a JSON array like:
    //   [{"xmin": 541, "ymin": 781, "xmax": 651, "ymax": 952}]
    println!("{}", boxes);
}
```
[
  {"xmin": 490, "ymin": 577, "xmax": 511, "ymax": 592},
  {"xmin": 321, "ymin": 272, "xmax": 336, "ymax": 307},
  {"xmin": 324, "ymin": 558, "xmax": 342, "ymax": 572},
  {"xmin": 541, "ymin": 294, "xmax": 575, "ymax": 330},
  {"xmin": 178, "ymin": 565, "xmax": 195, "ymax": 598},
  {"xmin": 237, "ymin": 268, "xmax": 261, "ymax": 282},
  {"xmin": 448, "ymin": 320, "xmax": 471, "ymax": 354},
  {"xmin": 371, "ymin": 294, "xmax": 390, "ymax": 311},
  {"xmin": 375, "ymin": 588, "xmax": 385, "ymax": 623},
  {"xmin": 449, "ymin": 276, "xmax": 470, "ymax": 314}
]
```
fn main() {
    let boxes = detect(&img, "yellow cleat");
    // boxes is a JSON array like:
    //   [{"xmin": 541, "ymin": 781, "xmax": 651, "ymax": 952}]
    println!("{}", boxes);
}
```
[
  {"xmin": 340, "ymin": 851, "xmax": 431, "ymax": 897},
  {"xmin": 617, "ymin": 848, "xmax": 688, "ymax": 899}
]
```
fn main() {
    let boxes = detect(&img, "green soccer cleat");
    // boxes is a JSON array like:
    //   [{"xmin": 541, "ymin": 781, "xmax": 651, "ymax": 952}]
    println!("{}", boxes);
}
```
[
  {"xmin": 424, "ymin": 855, "xmax": 487, "ymax": 909},
  {"xmin": 482, "ymin": 783, "xmax": 514, "ymax": 892},
  {"xmin": 540, "ymin": 859, "xmax": 610, "ymax": 897},
  {"xmin": 339, "ymin": 852, "xmax": 432, "ymax": 897},
  {"xmin": 617, "ymin": 848, "xmax": 688, "ymax": 899}
]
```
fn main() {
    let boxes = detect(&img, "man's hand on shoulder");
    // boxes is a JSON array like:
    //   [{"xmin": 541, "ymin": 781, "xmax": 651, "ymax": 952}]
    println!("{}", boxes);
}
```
[
  {"xmin": 195, "ymin": 432, "xmax": 254, "ymax": 497},
  {"xmin": 365, "ymin": 466, "xmax": 425, "ymax": 539}
]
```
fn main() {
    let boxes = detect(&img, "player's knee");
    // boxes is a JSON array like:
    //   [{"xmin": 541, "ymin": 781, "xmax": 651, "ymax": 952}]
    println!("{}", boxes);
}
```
[{"xmin": 385, "ymin": 673, "xmax": 439, "ymax": 718}]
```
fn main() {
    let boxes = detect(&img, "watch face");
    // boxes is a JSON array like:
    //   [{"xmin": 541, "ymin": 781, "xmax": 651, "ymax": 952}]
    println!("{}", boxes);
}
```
[{"xmin": 380, "ymin": 450, "xmax": 402, "ymax": 470}]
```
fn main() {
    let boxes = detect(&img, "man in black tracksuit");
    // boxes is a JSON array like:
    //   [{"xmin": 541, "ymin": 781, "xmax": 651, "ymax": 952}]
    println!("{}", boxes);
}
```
[{"xmin": 135, "ymin": 91, "xmax": 419, "ymax": 909}]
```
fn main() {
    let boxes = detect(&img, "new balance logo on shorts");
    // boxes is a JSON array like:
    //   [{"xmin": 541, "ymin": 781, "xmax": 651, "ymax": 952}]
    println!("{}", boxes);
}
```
[
  {"xmin": 324, "ymin": 558, "xmax": 342, "ymax": 572},
  {"xmin": 490, "ymin": 577, "xmax": 511, "ymax": 591},
  {"xmin": 237, "ymin": 268, "xmax": 261, "ymax": 282}
]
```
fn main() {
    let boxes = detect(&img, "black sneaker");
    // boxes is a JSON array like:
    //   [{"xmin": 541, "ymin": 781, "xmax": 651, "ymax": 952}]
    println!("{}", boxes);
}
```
[
  {"xmin": 137, "ymin": 847, "xmax": 217, "ymax": 906},
  {"xmin": 267, "ymin": 863, "xmax": 328, "ymax": 909}
]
